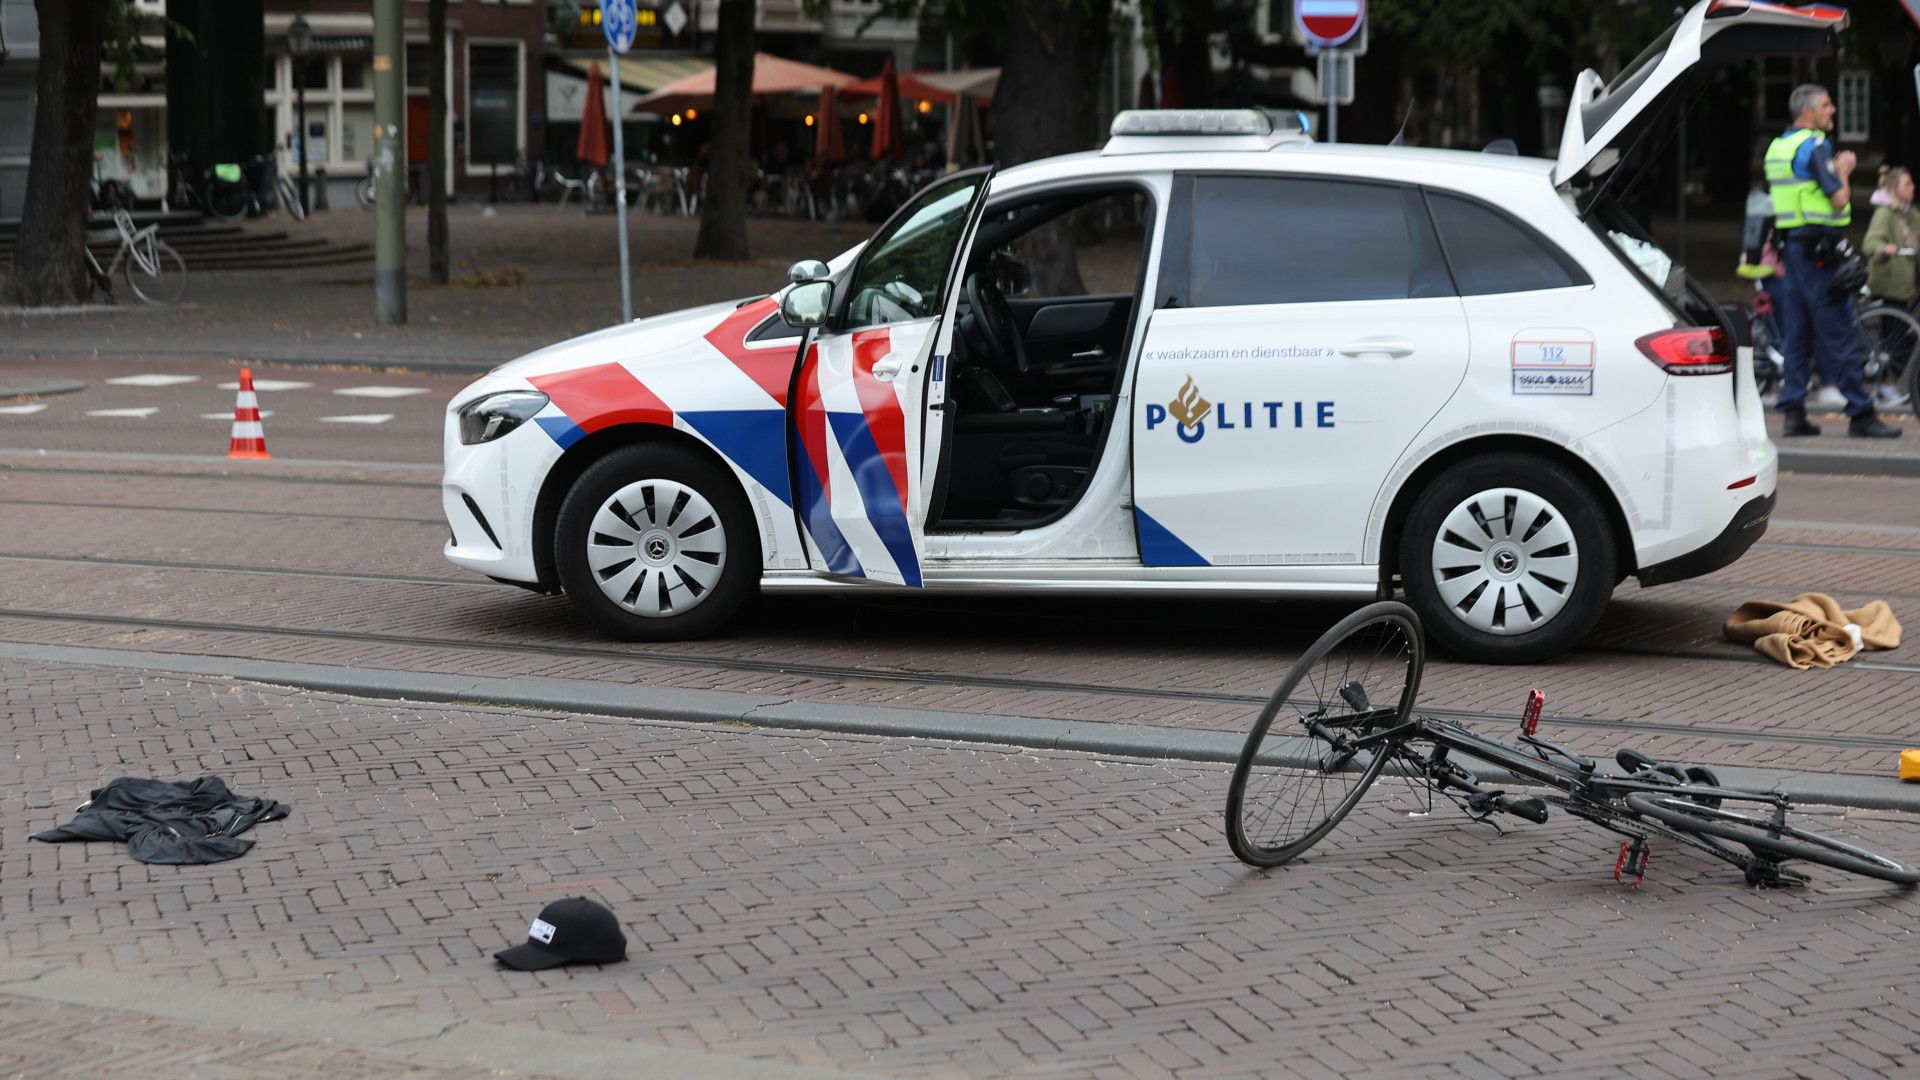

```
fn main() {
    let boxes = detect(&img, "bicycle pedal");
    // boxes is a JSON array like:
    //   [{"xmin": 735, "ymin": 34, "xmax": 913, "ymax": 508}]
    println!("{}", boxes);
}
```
[
  {"xmin": 1615, "ymin": 838, "xmax": 1651, "ymax": 888},
  {"xmin": 1520, "ymin": 689, "xmax": 1544, "ymax": 735}
]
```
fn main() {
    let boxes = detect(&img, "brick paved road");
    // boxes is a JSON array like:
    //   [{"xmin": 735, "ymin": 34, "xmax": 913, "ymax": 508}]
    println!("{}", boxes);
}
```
[
  {"xmin": 4, "ymin": 658, "xmax": 1918, "ymax": 1077},
  {"xmin": 1, "ymin": 448, "xmax": 1917, "ymax": 778}
]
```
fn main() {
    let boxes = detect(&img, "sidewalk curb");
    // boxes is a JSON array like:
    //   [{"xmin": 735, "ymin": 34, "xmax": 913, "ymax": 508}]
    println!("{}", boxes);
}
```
[
  {"xmin": 0, "ymin": 960, "xmax": 858, "ymax": 1080},
  {"xmin": 0, "ymin": 378, "xmax": 86, "ymax": 401},
  {"xmin": 4, "ymin": 640, "xmax": 1918, "ymax": 814},
  {"xmin": 1777, "ymin": 448, "xmax": 1920, "ymax": 479}
]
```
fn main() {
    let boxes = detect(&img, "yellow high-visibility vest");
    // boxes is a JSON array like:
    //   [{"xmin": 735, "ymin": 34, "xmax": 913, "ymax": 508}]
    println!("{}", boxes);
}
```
[{"xmin": 1765, "ymin": 127, "xmax": 1849, "ymax": 230}]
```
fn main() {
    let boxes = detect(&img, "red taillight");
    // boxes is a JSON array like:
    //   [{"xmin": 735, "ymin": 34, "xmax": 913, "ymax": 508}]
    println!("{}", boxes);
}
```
[
  {"xmin": 1728, "ymin": 475, "xmax": 1757, "ymax": 490},
  {"xmin": 1636, "ymin": 326, "xmax": 1732, "ymax": 376}
]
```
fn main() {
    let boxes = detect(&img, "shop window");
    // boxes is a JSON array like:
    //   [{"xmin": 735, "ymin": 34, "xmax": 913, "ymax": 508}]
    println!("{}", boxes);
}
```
[
  {"xmin": 406, "ymin": 43, "xmax": 431, "ymax": 90},
  {"xmin": 468, "ymin": 43, "xmax": 521, "ymax": 165},
  {"xmin": 1838, "ymin": 70, "xmax": 1870, "ymax": 143},
  {"xmin": 294, "ymin": 57, "xmax": 329, "ymax": 91}
]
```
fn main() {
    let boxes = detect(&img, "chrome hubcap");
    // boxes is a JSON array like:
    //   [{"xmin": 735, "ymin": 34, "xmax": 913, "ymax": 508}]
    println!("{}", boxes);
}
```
[
  {"xmin": 1429, "ymin": 487, "xmax": 1579, "ymax": 636},
  {"xmin": 587, "ymin": 478, "xmax": 726, "ymax": 618}
]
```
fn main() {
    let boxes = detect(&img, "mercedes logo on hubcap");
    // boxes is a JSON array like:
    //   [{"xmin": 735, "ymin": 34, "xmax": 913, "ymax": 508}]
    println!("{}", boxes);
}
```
[
  {"xmin": 1492, "ymin": 550, "xmax": 1519, "ymax": 575},
  {"xmin": 645, "ymin": 537, "xmax": 670, "ymax": 560}
]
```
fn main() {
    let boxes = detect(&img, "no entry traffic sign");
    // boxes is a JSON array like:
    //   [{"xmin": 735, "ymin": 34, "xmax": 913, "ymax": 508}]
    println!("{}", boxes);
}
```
[{"xmin": 1296, "ymin": 0, "xmax": 1365, "ymax": 49}]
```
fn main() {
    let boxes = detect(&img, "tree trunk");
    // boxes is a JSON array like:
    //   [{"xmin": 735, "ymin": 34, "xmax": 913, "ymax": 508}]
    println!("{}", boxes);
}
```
[
  {"xmin": 5, "ymin": 0, "xmax": 108, "ymax": 307},
  {"xmin": 993, "ymin": 0, "xmax": 1114, "ymax": 166},
  {"xmin": 694, "ymin": 0, "xmax": 752, "ymax": 260},
  {"xmin": 428, "ymin": 0, "xmax": 449, "ymax": 284}
]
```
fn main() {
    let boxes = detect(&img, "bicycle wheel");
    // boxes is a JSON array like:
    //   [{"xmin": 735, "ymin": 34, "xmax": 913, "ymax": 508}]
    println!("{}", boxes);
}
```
[
  {"xmin": 278, "ymin": 176, "xmax": 307, "ymax": 221},
  {"xmin": 1856, "ymin": 303, "xmax": 1920, "ymax": 406},
  {"xmin": 1226, "ymin": 601, "xmax": 1424, "ymax": 868},
  {"xmin": 122, "ymin": 239, "xmax": 187, "ymax": 306},
  {"xmin": 205, "ymin": 184, "xmax": 248, "ymax": 221},
  {"xmin": 1624, "ymin": 793, "xmax": 1920, "ymax": 885}
]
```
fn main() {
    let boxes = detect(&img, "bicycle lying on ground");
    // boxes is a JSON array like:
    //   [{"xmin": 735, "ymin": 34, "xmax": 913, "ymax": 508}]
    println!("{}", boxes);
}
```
[
  {"xmin": 85, "ymin": 207, "xmax": 187, "ymax": 306},
  {"xmin": 1225, "ymin": 601, "xmax": 1920, "ymax": 888}
]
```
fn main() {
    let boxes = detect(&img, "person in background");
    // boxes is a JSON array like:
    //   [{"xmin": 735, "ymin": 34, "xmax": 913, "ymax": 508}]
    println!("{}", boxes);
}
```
[
  {"xmin": 1765, "ymin": 83, "xmax": 1901, "ymax": 438},
  {"xmin": 1865, "ymin": 165, "xmax": 1918, "ymax": 307}
]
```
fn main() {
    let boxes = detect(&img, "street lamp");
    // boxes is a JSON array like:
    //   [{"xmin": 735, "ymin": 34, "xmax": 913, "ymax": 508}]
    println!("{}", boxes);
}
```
[{"xmin": 289, "ymin": 12, "xmax": 313, "ymax": 216}]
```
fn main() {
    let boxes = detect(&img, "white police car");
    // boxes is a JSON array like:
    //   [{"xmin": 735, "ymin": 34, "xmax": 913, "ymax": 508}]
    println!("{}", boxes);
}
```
[{"xmin": 445, "ymin": 0, "xmax": 1839, "ymax": 662}]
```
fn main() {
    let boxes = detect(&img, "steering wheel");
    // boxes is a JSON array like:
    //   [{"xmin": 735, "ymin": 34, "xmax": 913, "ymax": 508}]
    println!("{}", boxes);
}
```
[{"xmin": 966, "ymin": 269, "xmax": 1029, "ymax": 374}]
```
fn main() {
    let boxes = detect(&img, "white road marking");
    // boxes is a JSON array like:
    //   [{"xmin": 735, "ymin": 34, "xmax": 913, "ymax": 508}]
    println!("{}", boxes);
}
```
[
  {"xmin": 85, "ymin": 407, "xmax": 160, "ymax": 418},
  {"xmin": 0, "ymin": 403, "xmax": 49, "ymax": 415},
  {"xmin": 333, "ymin": 386, "xmax": 429, "ymax": 399},
  {"xmin": 201, "ymin": 411, "xmax": 274, "ymax": 420},
  {"xmin": 319, "ymin": 413, "xmax": 394, "ymax": 424},
  {"xmin": 106, "ymin": 374, "xmax": 198, "ymax": 387},
  {"xmin": 216, "ymin": 379, "xmax": 314, "ymax": 392}
]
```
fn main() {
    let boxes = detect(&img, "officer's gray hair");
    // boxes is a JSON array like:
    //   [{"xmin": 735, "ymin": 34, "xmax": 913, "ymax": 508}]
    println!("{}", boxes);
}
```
[{"xmin": 1789, "ymin": 84, "xmax": 1830, "ymax": 119}]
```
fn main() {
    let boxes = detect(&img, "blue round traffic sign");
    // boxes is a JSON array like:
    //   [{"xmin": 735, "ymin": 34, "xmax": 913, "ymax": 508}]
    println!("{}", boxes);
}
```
[{"xmin": 604, "ymin": 0, "xmax": 637, "ymax": 53}]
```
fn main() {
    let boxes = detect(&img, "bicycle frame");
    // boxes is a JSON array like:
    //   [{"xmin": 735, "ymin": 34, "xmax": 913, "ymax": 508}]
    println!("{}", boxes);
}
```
[{"xmin": 1315, "ymin": 708, "xmax": 1801, "ymax": 884}]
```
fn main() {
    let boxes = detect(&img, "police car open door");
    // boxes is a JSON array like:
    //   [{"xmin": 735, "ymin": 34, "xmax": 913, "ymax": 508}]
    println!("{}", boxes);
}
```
[
  {"xmin": 1552, "ymin": 1, "xmax": 1846, "ymax": 192},
  {"xmin": 788, "ymin": 167, "xmax": 994, "ymax": 586}
]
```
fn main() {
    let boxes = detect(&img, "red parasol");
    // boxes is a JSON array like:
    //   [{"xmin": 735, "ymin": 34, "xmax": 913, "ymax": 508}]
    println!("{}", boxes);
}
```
[
  {"xmin": 815, "ymin": 85, "xmax": 846, "ymax": 162},
  {"xmin": 577, "ymin": 61, "xmax": 610, "ymax": 168},
  {"xmin": 869, "ymin": 58, "xmax": 904, "ymax": 162}
]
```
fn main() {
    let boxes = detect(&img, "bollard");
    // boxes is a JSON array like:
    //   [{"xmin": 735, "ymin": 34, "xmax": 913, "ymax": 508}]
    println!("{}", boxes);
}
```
[{"xmin": 314, "ymin": 166, "xmax": 329, "ymax": 211}]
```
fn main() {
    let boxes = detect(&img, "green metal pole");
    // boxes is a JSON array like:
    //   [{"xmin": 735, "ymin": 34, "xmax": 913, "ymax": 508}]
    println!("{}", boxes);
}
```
[{"xmin": 373, "ymin": 0, "xmax": 407, "ymax": 324}]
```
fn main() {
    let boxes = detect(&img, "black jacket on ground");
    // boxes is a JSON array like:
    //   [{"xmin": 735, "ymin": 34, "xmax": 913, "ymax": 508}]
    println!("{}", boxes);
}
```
[{"xmin": 33, "ymin": 776, "xmax": 291, "ymax": 864}]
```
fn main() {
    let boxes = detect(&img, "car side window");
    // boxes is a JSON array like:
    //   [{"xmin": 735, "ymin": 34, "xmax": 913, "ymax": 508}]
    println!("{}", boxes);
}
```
[
  {"xmin": 841, "ymin": 171, "xmax": 985, "ymax": 330},
  {"xmin": 1186, "ymin": 176, "xmax": 1439, "ymax": 307},
  {"xmin": 1425, "ymin": 191, "xmax": 1591, "ymax": 296}
]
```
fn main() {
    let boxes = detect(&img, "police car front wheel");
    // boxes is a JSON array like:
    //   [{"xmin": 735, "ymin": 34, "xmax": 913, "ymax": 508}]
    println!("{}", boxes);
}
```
[
  {"xmin": 554, "ymin": 443, "xmax": 760, "ymax": 641},
  {"xmin": 1398, "ymin": 454, "xmax": 1616, "ymax": 664}
]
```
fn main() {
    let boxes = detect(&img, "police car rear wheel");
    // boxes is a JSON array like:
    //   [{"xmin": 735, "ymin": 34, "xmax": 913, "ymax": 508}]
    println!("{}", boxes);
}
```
[
  {"xmin": 1399, "ymin": 454, "xmax": 1615, "ymax": 664},
  {"xmin": 555, "ymin": 444, "xmax": 759, "ymax": 641}
]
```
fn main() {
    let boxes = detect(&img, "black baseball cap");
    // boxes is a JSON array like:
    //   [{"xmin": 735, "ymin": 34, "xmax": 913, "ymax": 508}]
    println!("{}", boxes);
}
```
[{"xmin": 495, "ymin": 897, "xmax": 627, "ymax": 971}]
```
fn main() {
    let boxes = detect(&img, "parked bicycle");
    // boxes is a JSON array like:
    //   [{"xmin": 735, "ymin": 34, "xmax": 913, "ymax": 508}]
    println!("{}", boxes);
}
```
[
  {"xmin": 168, "ymin": 153, "xmax": 304, "ymax": 221},
  {"xmin": 1226, "ymin": 601, "xmax": 1920, "ymax": 888},
  {"xmin": 1745, "ymin": 272, "xmax": 1919, "ymax": 407},
  {"xmin": 85, "ymin": 207, "xmax": 187, "ymax": 306}
]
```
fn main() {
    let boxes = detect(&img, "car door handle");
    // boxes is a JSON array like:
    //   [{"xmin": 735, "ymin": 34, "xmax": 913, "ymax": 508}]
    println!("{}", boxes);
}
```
[
  {"xmin": 1072, "ymin": 347, "xmax": 1107, "ymax": 360},
  {"xmin": 1338, "ymin": 338, "xmax": 1415, "ymax": 358},
  {"xmin": 870, "ymin": 356, "xmax": 904, "ymax": 382}
]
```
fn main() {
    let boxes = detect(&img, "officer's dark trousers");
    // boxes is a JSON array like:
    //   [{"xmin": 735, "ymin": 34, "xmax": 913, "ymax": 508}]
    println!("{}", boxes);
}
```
[{"xmin": 1775, "ymin": 241, "xmax": 1870, "ymax": 417}]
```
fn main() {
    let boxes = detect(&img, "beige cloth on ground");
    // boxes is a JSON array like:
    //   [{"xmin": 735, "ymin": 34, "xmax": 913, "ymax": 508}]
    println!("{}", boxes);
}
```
[{"xmin": 1723, "ymin": 593, "xmax": 1902, "ymax": 670}]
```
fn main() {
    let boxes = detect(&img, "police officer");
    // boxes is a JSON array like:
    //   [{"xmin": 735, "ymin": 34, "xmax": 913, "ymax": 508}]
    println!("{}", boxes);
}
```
[{"xmin": 1765, "ymin": 83, "xmax": 1901, "ymax": 439}]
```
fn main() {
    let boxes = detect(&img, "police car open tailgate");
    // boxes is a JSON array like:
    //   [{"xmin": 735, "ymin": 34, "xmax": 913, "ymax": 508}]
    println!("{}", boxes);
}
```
[{"xmin": 1552, "ymin": 1, "xmax": 1846, "ymax": 191}]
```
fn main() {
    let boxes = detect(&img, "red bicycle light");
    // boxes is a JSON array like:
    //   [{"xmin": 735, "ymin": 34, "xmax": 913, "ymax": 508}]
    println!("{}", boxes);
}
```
[
  {"xmin": 1636, "ymin": 327, "xmax": 1733, "ymax": 376},
  {"xmin": 1522, "ymin": 689, "xmax": 1544, "ymax": 735}
]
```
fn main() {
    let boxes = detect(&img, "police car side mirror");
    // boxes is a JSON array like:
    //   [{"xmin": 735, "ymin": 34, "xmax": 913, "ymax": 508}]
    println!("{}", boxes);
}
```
[
  {"xmin": 780, "ymin": 280, "xmax": 833, "ymax": 328},
  {"xmin": 787, "ymin": 259, "xmax": 830, "ymax": 284}
]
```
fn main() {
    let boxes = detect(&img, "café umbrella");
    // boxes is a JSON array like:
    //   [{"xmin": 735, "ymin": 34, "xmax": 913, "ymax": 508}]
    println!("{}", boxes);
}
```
[
  {"xmin": 815, "ymin": 85, "xmax": 846, "ymax": 161},
  {"xmin": 869, "ymin": 58, "xmax": 904, "ymax": 162},
  {"xmin": 577, "ymin": 61, "xmax": 610, "ymax": 168}
]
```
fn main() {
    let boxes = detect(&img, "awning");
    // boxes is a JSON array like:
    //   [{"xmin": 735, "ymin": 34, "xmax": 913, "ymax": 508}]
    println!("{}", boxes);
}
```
[
  {"xmin": 634, "ymin": 52, "xmax": 854, "ymax": 115},
  {"xmin": 919, "ymin": 68, "xmax": 999, "ymax": 104},
  {"xmin": 557, "ymin": 55, "xmax": 712, "ymax": 96},
  {"xmin": 841, "ymin": 68, "xmax": 996, "ymax": 106}
]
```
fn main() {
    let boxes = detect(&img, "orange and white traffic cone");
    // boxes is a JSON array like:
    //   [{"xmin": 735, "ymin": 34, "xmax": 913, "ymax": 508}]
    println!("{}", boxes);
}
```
[{"xmin": 227, "ymin": 368, "xmax": 271, "ymax": 460}]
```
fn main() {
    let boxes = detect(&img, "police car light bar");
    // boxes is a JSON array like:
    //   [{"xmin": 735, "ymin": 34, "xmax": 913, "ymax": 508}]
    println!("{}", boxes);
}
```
[{"xmin": 1109, "ymin": 109, "xmax": 1274, "ymax": 137}]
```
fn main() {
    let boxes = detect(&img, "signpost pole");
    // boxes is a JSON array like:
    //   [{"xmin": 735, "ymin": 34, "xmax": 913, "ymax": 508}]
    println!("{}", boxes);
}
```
[
  {"xmin": 1328, "ymin": 52, "xmax": 1339, "ymax": 144},
  {"xmin": 610, "ymin": 46, "xmax": 633, "ymax": 323},
  {"xmin": 605, "ymin": 0, "xmax": 638, "ymax": 324}
]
